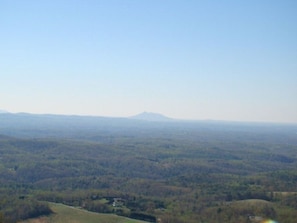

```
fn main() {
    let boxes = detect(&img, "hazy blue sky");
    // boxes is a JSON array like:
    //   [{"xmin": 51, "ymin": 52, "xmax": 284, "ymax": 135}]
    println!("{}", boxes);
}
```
[{"xmin": 1, "ymin": 0, "xmax": 296, "ymax": 123}]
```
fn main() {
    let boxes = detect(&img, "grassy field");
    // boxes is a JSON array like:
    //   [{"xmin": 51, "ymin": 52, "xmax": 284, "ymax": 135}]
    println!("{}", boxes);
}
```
[{"xmin": 19, "ymin": 203, "xmax": 149, "ymax": 223}]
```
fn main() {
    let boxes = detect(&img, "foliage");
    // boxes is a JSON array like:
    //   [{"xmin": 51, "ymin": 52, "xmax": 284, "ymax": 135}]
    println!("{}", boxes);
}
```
[
  {"xmin": 0, "ymin": 114, "xmax": 297, "ymax": 222},
  {"xmin": 0, "ymin": 194, "xmax": 52, "ymax": 223}
]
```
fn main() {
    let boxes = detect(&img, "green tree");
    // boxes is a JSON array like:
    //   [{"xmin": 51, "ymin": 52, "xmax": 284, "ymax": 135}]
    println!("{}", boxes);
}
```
[{"xmin": 0, "ymin": 212, "xmax": 4, "ymax": 223}]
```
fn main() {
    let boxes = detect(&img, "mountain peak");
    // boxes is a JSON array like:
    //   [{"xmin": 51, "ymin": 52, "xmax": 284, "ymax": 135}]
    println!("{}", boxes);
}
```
[{"xmin": 130, "ymin": 112, "xmax": 172, "ymax": 122}]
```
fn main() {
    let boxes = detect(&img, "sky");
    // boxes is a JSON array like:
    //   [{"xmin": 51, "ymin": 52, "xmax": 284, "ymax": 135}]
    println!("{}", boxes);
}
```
[{"xmin": 1, "ymin": 0, "xmax": 297, "ymax": 123}]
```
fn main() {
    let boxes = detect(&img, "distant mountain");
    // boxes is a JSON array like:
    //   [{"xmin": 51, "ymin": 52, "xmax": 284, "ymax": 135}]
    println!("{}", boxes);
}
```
[
  {"xmin": 130, "ymin": 112, "xmax": 173, "ymax": 122},
  {"xmin": 0, "ymin": 110, "xmax": 9, "ymax": 113}
]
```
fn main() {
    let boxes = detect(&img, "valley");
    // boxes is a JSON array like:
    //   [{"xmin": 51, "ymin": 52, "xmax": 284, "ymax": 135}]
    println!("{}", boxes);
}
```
[{"xmin": 0, "ymin": 113, "xmax": 296, "ymax": 223}]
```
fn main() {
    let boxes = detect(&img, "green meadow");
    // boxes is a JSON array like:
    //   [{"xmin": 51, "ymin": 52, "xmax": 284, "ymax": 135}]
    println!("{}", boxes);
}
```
[{"xmin": 20, "ymin": 203, "xmax": 149, "ymax": 223}]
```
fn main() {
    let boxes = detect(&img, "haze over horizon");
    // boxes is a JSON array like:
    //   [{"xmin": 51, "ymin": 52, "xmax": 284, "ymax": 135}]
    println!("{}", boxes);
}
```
[{"xmin": 1, "ymin": 1, "xmax": 296, "ymax": 123}]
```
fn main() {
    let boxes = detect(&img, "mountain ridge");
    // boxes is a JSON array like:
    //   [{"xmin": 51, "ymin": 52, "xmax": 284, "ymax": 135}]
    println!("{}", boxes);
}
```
[{"xmin": 129, "ymin": 112, "xmax": 173, "ymax": 122}]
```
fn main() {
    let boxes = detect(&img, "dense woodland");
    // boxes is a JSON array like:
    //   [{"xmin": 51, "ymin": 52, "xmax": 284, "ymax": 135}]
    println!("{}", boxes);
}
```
[{"xmin": 0, "ymin": 113, "xmax": 296, "ymax": 223}]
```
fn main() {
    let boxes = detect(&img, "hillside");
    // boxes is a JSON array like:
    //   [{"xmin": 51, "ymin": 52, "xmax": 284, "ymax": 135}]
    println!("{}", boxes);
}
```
[{"xmin": 0, "ymin": 113, "xmax": 296, "ymax": 223}]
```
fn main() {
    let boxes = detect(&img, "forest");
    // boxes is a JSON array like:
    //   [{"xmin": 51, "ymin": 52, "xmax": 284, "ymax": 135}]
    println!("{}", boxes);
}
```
[{"xmin": 0, "ymin": 113, "xmax": 296, "ymax": 223}]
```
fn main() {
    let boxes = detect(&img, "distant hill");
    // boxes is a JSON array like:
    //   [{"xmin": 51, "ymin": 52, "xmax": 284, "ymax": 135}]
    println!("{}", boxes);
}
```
[{"xmin": 129, "ymin": 112, "xmax": 173, "ymax": 122}]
